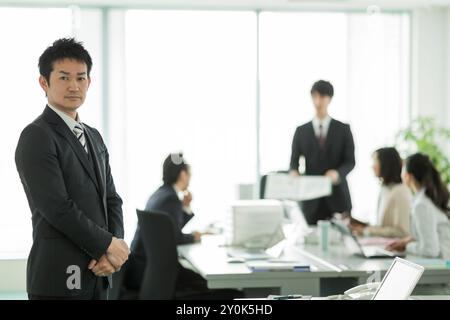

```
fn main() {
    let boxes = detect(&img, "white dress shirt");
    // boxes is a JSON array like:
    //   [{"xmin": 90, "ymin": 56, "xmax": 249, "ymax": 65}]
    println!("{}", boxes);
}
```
[
  {"xmin": 312, "ymin": 115, "xmax": 332, "ymax": 138},
  {"xmin": 47, "ymin": 103, "xmax": 82, "ymax": 134},
  {"xmin": 48, "ymin": 104, "xmax": 88, "ymax": 154},
  {"xmin": 406, "ymin": 188, "xmax": 450, "ymax": 258}
]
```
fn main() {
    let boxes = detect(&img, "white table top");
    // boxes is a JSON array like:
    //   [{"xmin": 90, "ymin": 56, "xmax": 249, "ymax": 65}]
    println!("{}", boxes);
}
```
[{"xmin": 178, "ymin": 235, "xmax": 450, "ymax": 279}]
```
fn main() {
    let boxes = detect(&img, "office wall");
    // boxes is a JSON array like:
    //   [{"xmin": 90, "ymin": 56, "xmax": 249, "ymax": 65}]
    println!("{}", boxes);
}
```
[
  {"xmin": 411, "ymin": 7, "xmax": 450, "ymax": 128},
  {"xmin": 446, "ymin": 9, "xmax": 450, "ymax": 129}
]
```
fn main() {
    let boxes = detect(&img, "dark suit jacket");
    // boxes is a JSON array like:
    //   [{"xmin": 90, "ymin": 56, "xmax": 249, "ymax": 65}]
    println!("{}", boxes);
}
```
[
  {"xmin": 290, "ymin": 118, "xmax": 355, "ymax": 220},
  {"xmin": 126, "ymin": 184, "xmax": 194, "ymax": 290},
  {"xmin": 15, "ymin": 106, "xmax": 124, "ymax": 297}
]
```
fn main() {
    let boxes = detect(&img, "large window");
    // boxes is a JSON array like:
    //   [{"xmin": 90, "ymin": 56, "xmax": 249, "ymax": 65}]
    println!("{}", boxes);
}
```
[
  {"xmin": 0, "ymin": 7, "xmax": 410, "ymax": 256},
  {"xmin": 259, "ymin": 12, "xmax": 349, "ymax": 173},
  {"xmin": 259, "ymin": 12, "xmax": 410, "ymax": 223},
  {"xmin": 122, "ymin": 10, "xmax": 257, "ymax": 238}
]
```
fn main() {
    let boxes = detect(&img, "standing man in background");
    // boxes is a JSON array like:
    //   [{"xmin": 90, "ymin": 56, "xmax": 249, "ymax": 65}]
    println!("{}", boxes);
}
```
[
  {"xmin": 15, "ymin": 38, "xmax": 129, "ymax": 300},
  {"xmin": 290, "ymin": 80, "xmax": 355, "ymax": 225}
]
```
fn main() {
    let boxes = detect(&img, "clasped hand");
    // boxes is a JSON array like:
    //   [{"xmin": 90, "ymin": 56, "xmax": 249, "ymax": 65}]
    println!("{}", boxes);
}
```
[{"xmin": 88, "ymin": 237, "xmax": 130, "ymax": 277}]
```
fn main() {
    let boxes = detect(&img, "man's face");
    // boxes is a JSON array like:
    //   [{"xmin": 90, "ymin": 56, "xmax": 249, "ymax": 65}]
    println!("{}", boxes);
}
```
[
  {"xmin": 311, "ymin": 92, "xmax": 331, "ymax": 115},
  {"xmin": 372, "ymin": 153, "xmax": 381, "ymax": 178},
  {"xmin": 179, "ymin": 168, "xmax": 191, "ymax": 190},
  {"xmin": 39, "ymin": 58, "xmax": 90, "ymax": 114}
]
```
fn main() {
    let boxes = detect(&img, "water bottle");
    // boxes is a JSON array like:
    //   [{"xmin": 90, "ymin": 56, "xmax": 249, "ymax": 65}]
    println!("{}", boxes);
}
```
[{"xmin": 318, "ymin": 220, "xmax": 331, "ymax": 251}]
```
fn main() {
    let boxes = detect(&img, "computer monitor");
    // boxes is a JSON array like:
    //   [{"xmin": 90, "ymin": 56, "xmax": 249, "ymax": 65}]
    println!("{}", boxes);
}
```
[
  {"xmin": 226, "ymin": 200, "xmax": 285, "ymax": 249},
  {"xmin": 372, "ymin": 257, "xmax": 425, "ymax": 300}
]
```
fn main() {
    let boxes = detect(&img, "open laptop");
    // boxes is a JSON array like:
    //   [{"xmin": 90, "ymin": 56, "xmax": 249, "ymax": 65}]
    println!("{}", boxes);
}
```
[
  {"xmin": 372, "ymin": 257, "xmax": 425, "ymax": 300},
  {"xmin": 239, "ymin": 257, "xmax": 425, "ymax": 300},
  {"xmin": 331, "ymin": 219, "xmax": 405, "ymax": 259}
]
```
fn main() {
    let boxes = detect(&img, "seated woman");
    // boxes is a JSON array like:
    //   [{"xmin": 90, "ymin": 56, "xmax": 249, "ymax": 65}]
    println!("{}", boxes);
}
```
[
  {"xmin": 387, "ymin": 153, "xmax": 450, "ymax": 258},
  {"xmin": 350, "ymin": 147, "xmax": 411, "ymax": 238}
]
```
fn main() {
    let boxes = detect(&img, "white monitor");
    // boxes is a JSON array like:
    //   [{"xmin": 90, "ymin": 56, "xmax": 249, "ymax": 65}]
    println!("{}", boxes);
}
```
[
  {"xmin": 372, "ymin": 257, "xmax": 425, "ymax": 300},
  {"xmin": 227, "ymin": 200, "xmax": 285, "ymax": 249}
]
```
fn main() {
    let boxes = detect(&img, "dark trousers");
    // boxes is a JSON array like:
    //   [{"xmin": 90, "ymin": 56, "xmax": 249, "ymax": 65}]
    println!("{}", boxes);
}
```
[
  {"xmin": 175, "ymin": 265, "xmax": 244, "ymax": 300},
  {"xmin": 28, "ymin": 277, "xmax": 108, "ymax": 300},
  {"xmin": 303, "ymin": 198, "xmax": 334, "ymax": 225},
  {"xmin": 176, "ymin": 264, "xmax": 208, "ymax": 292}
]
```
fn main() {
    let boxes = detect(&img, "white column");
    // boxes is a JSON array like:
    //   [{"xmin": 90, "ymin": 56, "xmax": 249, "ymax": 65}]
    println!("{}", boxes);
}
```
[{"xmin": 411, "ymin": 7, "xmax": 448, "ymax": 126}]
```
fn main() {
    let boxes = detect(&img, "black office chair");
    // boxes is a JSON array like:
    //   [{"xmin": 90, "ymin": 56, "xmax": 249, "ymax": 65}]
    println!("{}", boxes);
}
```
[
  {"xmin": 260, "ymin": 170, "xmax": 289, "ymax": 199},
  {"xmin": 137, "ymin": 209, "xmax": 179, "ymax": 300},
  {"xmin": 137, "ymin": 209, "xmax": 245, "ymax": 300}
]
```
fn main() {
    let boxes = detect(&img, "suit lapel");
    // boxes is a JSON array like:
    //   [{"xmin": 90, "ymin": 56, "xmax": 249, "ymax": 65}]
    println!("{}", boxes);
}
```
[
  {"xmin": 84, "ymin": 128, "xmax": 106, "ymax": 201},
  {"xmin": 307, "ymin": 121, "xmax": 321, "ymax": 150},
  {"xmin": 324, "ymin": 119, "xmax": 336, "ymax": 150},
  {"xmin": 308, "ymin": 119, "xmax": 335, "ymax": 152},
  {"xmin": 42, "ymin": 106, "xmax": 100, "ymax": 192},
  {"xmin": 84, "ymin": 128, "xmax": 109, "ymax": 226}
]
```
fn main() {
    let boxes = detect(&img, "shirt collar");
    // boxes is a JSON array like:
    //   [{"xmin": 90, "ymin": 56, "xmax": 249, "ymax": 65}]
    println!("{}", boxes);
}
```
[
  {"xmin": 172, "ymin": 184, "xmax": 184, "ymax": 201},
  {"xmin": 312, "ymin": 115, "xmax": 331, "ymax": 127},
  {"xmin": 47, "ymin": 103, "xmax": 82, "ymax": 132},
  {"xmin": 413, "ymin": 187, "xmax": 426, "ymax": 205},
  {"xmin": 312, "ymin": 115, "xmax": 332, "ymax": 135}
]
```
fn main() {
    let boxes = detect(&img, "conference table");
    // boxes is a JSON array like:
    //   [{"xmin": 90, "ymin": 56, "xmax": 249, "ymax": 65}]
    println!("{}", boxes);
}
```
[{"xmin": 177, "ymin": 235, "xmax": 450, "ymax": 297}]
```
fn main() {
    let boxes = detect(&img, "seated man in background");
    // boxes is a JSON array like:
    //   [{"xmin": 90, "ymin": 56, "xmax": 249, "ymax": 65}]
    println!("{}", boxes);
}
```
[
  {"xmin": 124, "ymin": 153, "xmax": 242, "ymax": 299},
  {"xmin": 125, "ymin": 153, "xmax": 203, "ymax": 293},
  {"xmin": 144, "ymin": 152, "xmax": 201, "ymax": 245}
]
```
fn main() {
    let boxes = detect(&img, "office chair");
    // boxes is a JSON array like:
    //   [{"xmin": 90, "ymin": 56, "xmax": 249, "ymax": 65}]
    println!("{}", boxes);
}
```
[
  {"xmin": 260, "ymin": 170, "xmax": 289, "ymax": 199},
  {"xmin": 137, "ymin": 209, "xmax": 179, "ymax": 299},
  {"xmin": 137, "ymin": 209, "xmax": 245, "ymax": 300}
]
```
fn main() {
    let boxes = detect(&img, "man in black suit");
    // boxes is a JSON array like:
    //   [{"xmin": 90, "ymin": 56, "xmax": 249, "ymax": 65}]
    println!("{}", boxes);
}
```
[
  {"xmin": 290, "ymin": 80, "xmax": 355, "ymax": 225},
  {"xmin": 15, "ymin": 38, "xmax": 130, "ymax": 300},
  {"xmin": 126, "ymin": 153, "xmax": 205, "ymax": 293}
]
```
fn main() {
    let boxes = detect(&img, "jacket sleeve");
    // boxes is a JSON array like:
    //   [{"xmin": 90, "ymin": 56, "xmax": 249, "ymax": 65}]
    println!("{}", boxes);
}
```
[
  {"xmin": 337, "ymin": 124, "xmax": 356, "ymax": 180},
  {"xmin": 182, "ymin": 208, "xmax": 195, "ymax": 227},
  {"xmin": 365, "ymin": 189, "xmax": 411, "ymax": 238},
  {"xmin": 160, "ymin": 199, "xmax": 195, "ymax": 245},
  {"xmin": 365, "ymin": 225, "xmax": 407, "ymax": 238},
  {"xmin": 15, "ymin": 124, "xmax": 112, "ymax": 260},
  {"xmin": 290, "ymin": 127, "xmax": 302, "ymax": 171}
]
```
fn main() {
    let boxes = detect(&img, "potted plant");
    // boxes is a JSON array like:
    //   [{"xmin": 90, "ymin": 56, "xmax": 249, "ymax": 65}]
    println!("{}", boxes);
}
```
[{"xmin": 396, "ymin": 117, "xmax": 450, "ymax": 188}]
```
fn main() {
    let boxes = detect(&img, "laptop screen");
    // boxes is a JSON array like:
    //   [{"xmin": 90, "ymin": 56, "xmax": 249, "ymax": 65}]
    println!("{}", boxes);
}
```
[{"xmin": 372, "ymin": 258, "xmax": 425, "ymax": 300}]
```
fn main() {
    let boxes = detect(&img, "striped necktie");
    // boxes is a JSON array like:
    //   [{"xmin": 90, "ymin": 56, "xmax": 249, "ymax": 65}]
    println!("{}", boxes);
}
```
[{"xmin": 73, "ymin": 124, "xmax": 88, "ymax": 153}]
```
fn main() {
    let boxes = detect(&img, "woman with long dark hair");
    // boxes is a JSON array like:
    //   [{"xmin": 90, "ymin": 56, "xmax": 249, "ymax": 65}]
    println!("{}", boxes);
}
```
[
  {"xmin": 387, "ymin": 153, "xmax": 450, "ymax": 258},
  {"xmin": 351, "ymin": 147, "xmax": 412, "ymax": 237}
]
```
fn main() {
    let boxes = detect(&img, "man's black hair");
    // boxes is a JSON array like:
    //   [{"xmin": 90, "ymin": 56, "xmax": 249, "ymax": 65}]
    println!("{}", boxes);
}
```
[
  {"xmin": 162, "ymin": 153, "xmax": 190, "ymax": 185},
  {"xmin": 38, "ymin": 38, "xmax": 93, "ymax": 84},
  {"xmin": 311, "ymin": 80, "xmax": 334, "ymax": 98}
]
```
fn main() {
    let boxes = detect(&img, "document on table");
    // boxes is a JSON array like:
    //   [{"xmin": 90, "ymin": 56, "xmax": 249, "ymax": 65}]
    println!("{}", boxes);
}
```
[
  {"xmin": 246, "ymin": 260, "xmax": 312, "ymax": 272},
  {"xmin": 264, "ymin": 173, "xmax": 332, "ymax": 201}
]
